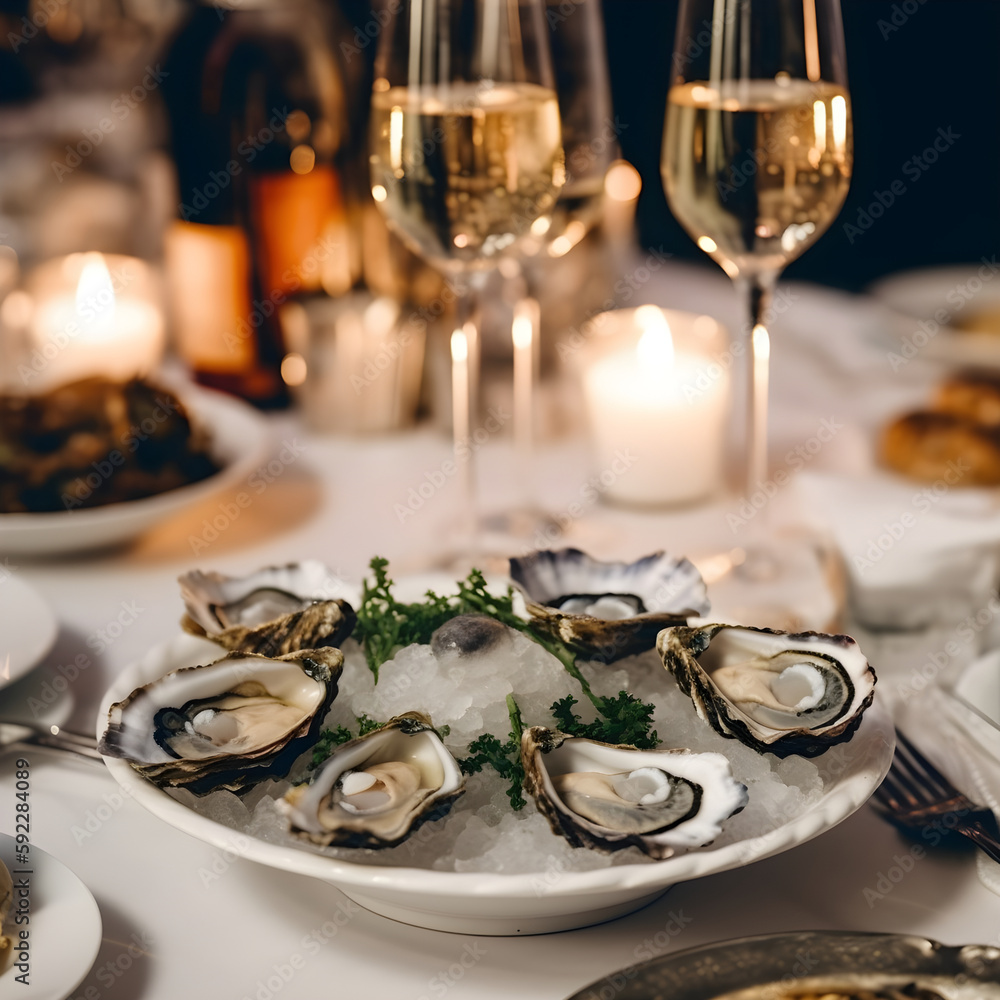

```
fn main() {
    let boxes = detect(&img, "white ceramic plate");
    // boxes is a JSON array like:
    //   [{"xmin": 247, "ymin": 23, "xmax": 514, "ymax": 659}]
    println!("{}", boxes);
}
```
[
  {"xmin": 869, "ymin": 264, "xmax": 1000, "ymax": 368},
  {"xmin": 0, "ymin": 577, "xmax": 57, "ymax": 691},
  {"xmin": 98, "ymin": 634, "xmax": 895, "ymax": 936},
  {"xmin": 0, "ymin": 385, "xmax": 271, "ymax": 557},
  {"xmin": 0, "ymin": 833, "xmax": 102, "ymax": 999},
  {"xmin": 955, "ymin": 650, "xmax": 1000, "ymax": 731}
]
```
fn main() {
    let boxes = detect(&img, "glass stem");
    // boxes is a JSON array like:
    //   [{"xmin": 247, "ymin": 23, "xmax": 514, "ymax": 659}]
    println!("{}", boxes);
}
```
[
  {"xmin": 737, "ymin": 273, "xmax": 776, "ymax": 503},
  {"xmin": 451, "ymin": 280, "xmax": 482, "ymax": 556}
]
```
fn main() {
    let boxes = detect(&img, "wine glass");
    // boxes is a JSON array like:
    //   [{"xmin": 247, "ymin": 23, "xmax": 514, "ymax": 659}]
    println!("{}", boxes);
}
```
[
  {"xmin": 369, "ymin": 0, "xmax": 565, "ymax": 562},
  {"xmin": 661, "ymin": 0, "xmax": 852, "ymax": 583},
  {"xmin": 488, "ymin": 0, "xmax": 618, "ymax": 546}
]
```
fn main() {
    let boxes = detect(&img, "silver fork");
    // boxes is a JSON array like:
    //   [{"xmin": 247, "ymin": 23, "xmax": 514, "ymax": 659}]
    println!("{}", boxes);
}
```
[
  {"xmin": 872, "ymin": 728, "xmax": 1000, "ymax": 865},
  {"xmin": 0, "ymin": 721, "xmax": 102, "ymax": 761}
]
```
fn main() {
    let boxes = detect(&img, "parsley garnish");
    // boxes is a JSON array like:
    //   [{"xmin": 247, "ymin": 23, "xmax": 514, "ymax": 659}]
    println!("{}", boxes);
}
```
[
  {"xmin": 459, "ymin": 695, "xmax": 526, "ymax": 809},
  {"xmin": 354, "ymin": 556, "xmax": 659, "ymax": 751},
  {"xmin": 551, "ymin": 693, "xmax": 658, "ymax": 749}
]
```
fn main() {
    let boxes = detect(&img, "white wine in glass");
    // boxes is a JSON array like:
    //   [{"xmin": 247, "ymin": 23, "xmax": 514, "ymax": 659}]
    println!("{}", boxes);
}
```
[
  {"xmin": 662, "ymin": 0, "xmax": 852, "ymax": 584},
  {"xmin": 371, "ymin": 81, "xmax": 564, "ymax": 273},
  {"xmin": 369, "ymin": 0, "xmax": 564, "ymax": 566}
]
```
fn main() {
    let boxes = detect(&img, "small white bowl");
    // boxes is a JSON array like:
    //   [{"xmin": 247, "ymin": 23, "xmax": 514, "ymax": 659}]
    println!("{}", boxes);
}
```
[{"xmin": 98, "ymin": 633, "xmax": 895, "ymax": 936}]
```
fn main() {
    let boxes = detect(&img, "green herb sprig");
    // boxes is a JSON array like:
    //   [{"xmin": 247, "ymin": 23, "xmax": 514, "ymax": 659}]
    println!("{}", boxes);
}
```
[
  {"xmin": 353, "ymin": 556, "xmax": 659, "ymax": 753},
  {"xmin": 458, "ymin": 695, "xmax": 526, "ymax": 809}
]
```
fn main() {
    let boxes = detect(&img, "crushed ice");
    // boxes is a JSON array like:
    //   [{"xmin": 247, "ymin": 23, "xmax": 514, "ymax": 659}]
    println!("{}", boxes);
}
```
[{"xmin": 174, "ymin": 627, "xmax": 836, "ymax": 873}]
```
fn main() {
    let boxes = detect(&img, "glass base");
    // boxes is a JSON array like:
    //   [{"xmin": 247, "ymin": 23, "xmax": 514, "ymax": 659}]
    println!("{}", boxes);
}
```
[{"xmin": 690, "ymin": 530, "xmax": 845, "ymax": 632}]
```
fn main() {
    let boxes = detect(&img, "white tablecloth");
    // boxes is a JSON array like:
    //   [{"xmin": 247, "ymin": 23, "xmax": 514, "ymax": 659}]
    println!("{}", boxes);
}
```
[{"xmin": 3, "ymin": 261, "xmax": 999, "ymax": 999}]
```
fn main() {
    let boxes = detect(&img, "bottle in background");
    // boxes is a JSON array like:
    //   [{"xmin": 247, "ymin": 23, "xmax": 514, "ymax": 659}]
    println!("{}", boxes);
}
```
[{"xmin": 161, "ymin": 0, "xmax": 352, "ymax": 408}]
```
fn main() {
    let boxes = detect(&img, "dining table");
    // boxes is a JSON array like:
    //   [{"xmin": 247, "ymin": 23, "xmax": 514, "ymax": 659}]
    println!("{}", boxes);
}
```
[{"xmin": 3, "ymin": 258, "xmax": 999, "ymax": 1000}]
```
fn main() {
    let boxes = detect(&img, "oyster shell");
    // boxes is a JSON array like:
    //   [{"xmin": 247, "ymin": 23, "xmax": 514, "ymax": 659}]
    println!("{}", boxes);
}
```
[
  {"xmin": 98, "ymin": 647, "xmax": 343, "ymax": 794},
  {"xmin": 179, "ymin": 561, "xmax": 357, "ymax": 656},
  {"xmin": 658, "ymin": 624, "xmax": 877, "ymax": 758},
  {"xmin": 281, "ymin": 713, "xmax": 465, "ymax": 849},
  {"xmin": 521, "ymin": 727, "xmax": 747, "ymax": 859},
  {"xmin": 508, "ymin": 548, "xmax": 709, "ymax": 662}
]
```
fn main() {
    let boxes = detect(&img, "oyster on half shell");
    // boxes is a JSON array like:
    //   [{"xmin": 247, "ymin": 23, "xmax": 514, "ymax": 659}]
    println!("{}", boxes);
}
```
[
  {"xmin": 658, "ymin": 624, "xmax": 877, "ymax": 758},
  {"xmin": 98, "ymin": 647, "xmax": 343, "ymax": 794},
  {"xmin": 281, "ymin": 713, "xmax": 465, "ymax": 849},
  {"xmin": 179, "ymin": 561, "xmax": 357, "ymax": 656},
  {"xmin": 509, "ymin": 548, "xmax": 709, "ymax": 662},
  {"xmin": 521, "ymin": 727, "xmax": 747, "ymax": 859}
]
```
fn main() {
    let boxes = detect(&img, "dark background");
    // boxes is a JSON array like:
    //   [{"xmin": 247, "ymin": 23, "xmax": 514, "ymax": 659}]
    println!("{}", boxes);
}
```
[{"xmin": 598, "ymin": 0, "xmax": 998, "ymax": 291}]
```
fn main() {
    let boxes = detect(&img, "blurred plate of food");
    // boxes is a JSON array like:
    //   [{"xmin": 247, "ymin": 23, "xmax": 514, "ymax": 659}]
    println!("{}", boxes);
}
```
[
  {"xmin": 0, "ymin": 575, "xmax": 57, "ymax": 690},
  {"xmin": 0, "ymin": 378, "xmax": 271, "ymax": 556},
  {"xmin": 562, "ymin": 930, "xmax": 1000, "ymax": 999},
  {"xmin": 870, "ymin": 263, "xmax": 1000, "ymax": 369}
]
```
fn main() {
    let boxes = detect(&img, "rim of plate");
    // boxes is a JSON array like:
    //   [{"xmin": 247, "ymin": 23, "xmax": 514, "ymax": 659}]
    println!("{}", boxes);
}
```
[
  {"xmin": 869, "ymin": 264, "xmax": 1000, "ymax": 325},
  {"xmin": 0, "ymin": 574, "xmax": 58, "ymax": 689},
  {"xmin": 98, "ymin": 633, "xmax": 895, "ymax": 901},
  {"xmin": 0, "ymin": 384, "xmax": 271, "ymax": 548},
  {"xmin": 0, "ymin": 832, "xmax": 103, "ymax": 1000},
  {"xmin": 564, "ymin": 929, "xmax": 1000, "ymax": 998}
]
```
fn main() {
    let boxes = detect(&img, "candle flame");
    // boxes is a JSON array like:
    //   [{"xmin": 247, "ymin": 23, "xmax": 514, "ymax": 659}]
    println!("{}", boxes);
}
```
[
  {"xmin": 512, "ymin": 310, "xmax": 533, "ymax": 351},
  {"xmin": 831, "ymin": 94, "xmax": 848, "ymax": 152},
  {"xmin": 635, "ymin": 306, "xmax": 674, "ymax": 371},
  {"xmin": 604, "ymin": 160, "xmax": 642, "ymax": 203},
  {"xmin": 75, "ymin": 252, "xmax": 116, "ymax": 341},
  {"xmin": 450, "ymin": 328, "xmax": 468, "ymax": 363}
]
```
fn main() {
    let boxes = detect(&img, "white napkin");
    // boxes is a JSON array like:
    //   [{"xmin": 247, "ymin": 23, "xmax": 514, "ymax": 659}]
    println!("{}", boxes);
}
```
[
  {"xmin": 798, "ymin": 469, "xmax": 1000, "ymax": 635},
  {"xmin": 897, "ymin": 684, "xmax": 1000, "ymax": 896}
]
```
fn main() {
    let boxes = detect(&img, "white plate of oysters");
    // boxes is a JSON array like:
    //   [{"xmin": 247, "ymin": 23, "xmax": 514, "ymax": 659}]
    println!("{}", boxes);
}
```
[{"xmin": 97, "ymin": 550, "xmax": 894, "ymax": 935}]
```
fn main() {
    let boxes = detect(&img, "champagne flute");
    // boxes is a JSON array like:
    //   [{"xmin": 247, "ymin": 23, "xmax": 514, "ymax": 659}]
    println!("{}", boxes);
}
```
[
  {"xmin": 369, "ymin": 0, "xmax": 564, "ymax": 561},
  {"xmin": 661, "ymin": 0, "xmax": 852, "ymax": 576},
  {"xmin": 490, "ymin": 0, "xmax": 617, "ymax": 545}
]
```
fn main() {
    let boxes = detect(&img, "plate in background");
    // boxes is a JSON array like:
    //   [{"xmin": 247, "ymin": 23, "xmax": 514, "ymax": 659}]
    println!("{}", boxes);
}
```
[
  {"xmin": 564, "ymin": 930, "xmax": 1000, "ymax": 999},
  {"xmin": 0, "ymin": 576, "xmax": 57, "ymax": 691},
  {"xmin": 0, "ymin": 385, "xmax": 271, "ymax": 557},
  {"xmin": 0, "ymin": 833, "xmax": 102, "ymax": 1000},
  {"xmin": 870, "ymin": 264, "xmax": 1000, "ymax": 369}
]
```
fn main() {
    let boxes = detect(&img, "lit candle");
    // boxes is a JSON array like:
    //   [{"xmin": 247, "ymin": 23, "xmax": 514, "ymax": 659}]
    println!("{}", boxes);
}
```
[
  {"xmin": 23, "ymin": 252, "xmax": 164, "ymax": 390},
  {"xmin": 582, "ymin": 306, "xmax": 730, "ymax": 506},
  {"xmin": 512, "ymin": 299, "xmax": 537, "ymax": 463}
]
